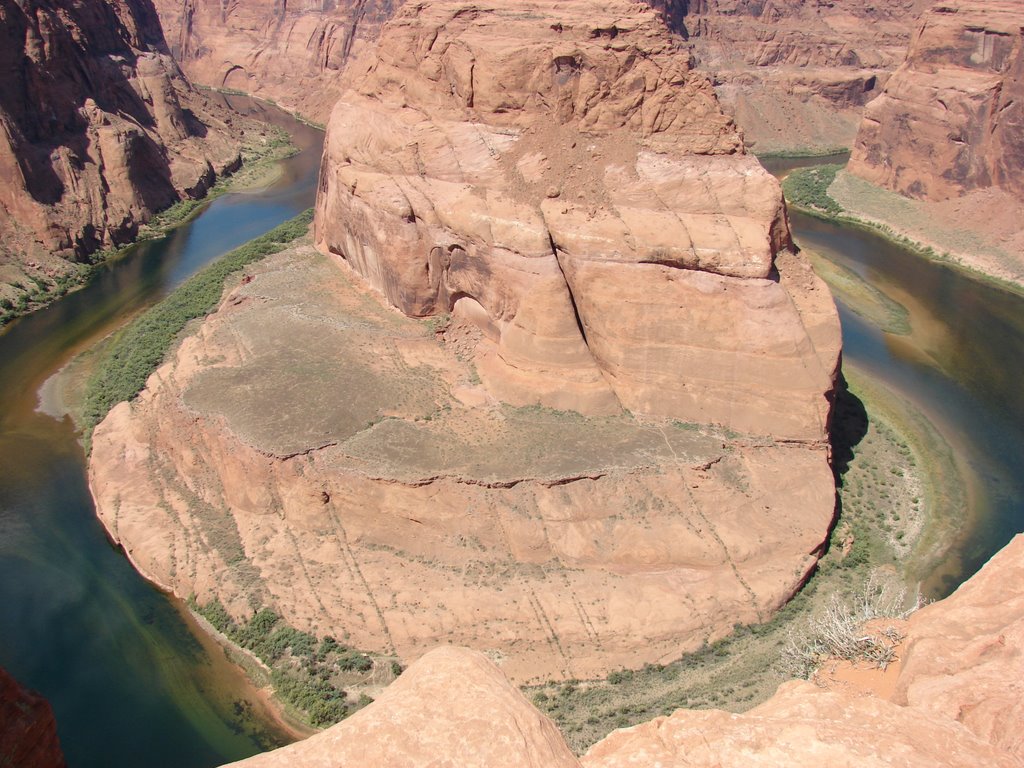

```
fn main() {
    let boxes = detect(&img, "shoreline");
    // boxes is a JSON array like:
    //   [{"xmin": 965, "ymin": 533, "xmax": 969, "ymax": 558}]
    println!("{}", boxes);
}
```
[{"xmin": 781, "ymin": 166, "xmax": 1024, "ymax": 297}]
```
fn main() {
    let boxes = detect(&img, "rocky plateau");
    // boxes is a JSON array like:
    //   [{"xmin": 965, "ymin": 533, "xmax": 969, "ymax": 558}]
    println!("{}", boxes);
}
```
[
  {"xmin": 90, "ymin": 0, "xmax": 841, "ymax": 684},
  {"xmin": 0, "ymin": 0, "xmax": 272, "ymax": 310},
  {"xmin": 221, "ymin": 534, "xmax": 1024, "ymax": 767}
]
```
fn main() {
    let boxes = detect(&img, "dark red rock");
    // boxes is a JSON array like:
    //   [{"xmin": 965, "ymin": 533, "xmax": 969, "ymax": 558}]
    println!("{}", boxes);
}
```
[{"xmin": 0, "ymin": 666, "xmax": 66, "ymax": 768}]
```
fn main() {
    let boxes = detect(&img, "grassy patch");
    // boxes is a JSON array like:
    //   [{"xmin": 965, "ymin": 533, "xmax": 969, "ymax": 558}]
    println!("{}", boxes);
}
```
[
  {"xmin": 781, "ymin": 165, "xmax": 844, "ymax": 216},
  {"xmin": 81, "ymin": 210, "xmax": 312, "ymax": 448},
  {"xmin": 191, "ymin": 599, "xmax": 397, "ymax": 728}
]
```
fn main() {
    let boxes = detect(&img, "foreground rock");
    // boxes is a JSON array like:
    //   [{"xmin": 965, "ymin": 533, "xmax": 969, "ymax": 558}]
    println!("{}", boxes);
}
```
[
  {"xmin": 219, "ymin": 536, "xmax": 1024, "ymax": 767},
  {"xmin": 0, "ymin": 667, "xmax": 66, "ymax": 768},
  {"xmin": 90, "ymin": 243, "xmax": 837, "ymax": 683},
  {"xmin": 0, "ymin": 0, "xmax": 264, "ymax": 310},
  {"xmin": 849, "ymin": 0, "xmax": 1024, "ymax": 202}
]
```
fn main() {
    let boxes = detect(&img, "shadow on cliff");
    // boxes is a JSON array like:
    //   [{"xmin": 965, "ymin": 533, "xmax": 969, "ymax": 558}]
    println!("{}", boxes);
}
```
[{"xmin": 830, "ymin": 372, "xmax": 868, "ymax": 484}]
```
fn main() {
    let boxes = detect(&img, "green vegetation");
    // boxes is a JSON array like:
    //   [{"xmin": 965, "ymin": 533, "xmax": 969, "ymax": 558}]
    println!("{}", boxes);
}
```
[
  {"xmin": 780, "ymin": 164, "xmax": 844, "ymax": 216},
  {"xmin": 81, "ymin": 210, "xmax": 313, "ymax": 447},
  {"xmin": 191, "ymin": 598, "xmax": 392, "ymax": 728}
]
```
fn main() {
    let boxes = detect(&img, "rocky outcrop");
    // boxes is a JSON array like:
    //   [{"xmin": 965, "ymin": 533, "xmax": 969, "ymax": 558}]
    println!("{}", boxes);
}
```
[
  {"xmin": 222, "ymin": 647, "xmax": 580, "ymax": 768},
  {"xmin": 90, "ymin": 242, "xmax": 838, "ymax": 684},
  {"xmin": 151, "ymin": 0, "xmax": 398, "ymax": 123},
  {"xmin": 316, "ymin": 0, "xmax": 840, "ymax": 440},
  {"xmin": 0, "ymin": 0, "xmax": 256, "ymax": 307},
  {"xmin": 90, "ymin": 0, "xmax": 840, "ymax": 684},
  {"xmin": 0, "ymin": 667, "xmax": 66, "ymax": 768},
  {"xmin": 675, "ymin": 0, "xmax": 931, "ymax": 153},
  {"xmin": 219, "ymin": 536, "xmax": 1024, "ymax": 767},
  {"xmin": 849, "ymin": 0, "xmax": 1024, "ymax": 201}
]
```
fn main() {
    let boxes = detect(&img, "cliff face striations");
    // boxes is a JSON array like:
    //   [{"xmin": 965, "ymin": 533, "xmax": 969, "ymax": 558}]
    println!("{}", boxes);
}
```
[
  {"xmin": 0, "ymin": 667, "xmax": 66, "ymax": 768},
  {"xmin": 0, "ymin": 0, "xmax": 250, "ymax": 307},
  {"xmin": 151, "ymin": 0, "xmax": 398, "ymax": 123},
  {"xmin": 219, "ymin": 536, "xmax": 1024, "ymax": 767},
  {"xmin": 91, "ymin": 0, "xmax": 840, "ymax": 683},
  {"xmin": 849, "ymin": 0, "xmax": 1024, "ymax": 201},
  {"xmin": 315, "ymin": 0, "xmax": 839, "ymax": 439},
  {"xmin": 676, "ymin": 0, "xmax": 932, "ymax": 152}
]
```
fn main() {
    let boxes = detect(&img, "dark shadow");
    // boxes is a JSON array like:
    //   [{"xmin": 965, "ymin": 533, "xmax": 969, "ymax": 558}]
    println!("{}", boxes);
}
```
[{"xmin": 830, "ymin": 370, "xmax": 869, "ymax": 485}]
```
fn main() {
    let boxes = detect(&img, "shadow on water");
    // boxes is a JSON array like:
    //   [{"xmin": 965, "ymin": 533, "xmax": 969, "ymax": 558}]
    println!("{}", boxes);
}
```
[{"xmin": 0, "ymin": 97, "xmax": 322, "ymax": 768}]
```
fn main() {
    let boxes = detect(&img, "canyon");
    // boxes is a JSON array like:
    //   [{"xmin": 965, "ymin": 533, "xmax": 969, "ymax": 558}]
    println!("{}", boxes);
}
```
[
  {"xmin": 0, "ymin": 0, "xmax": 276, "ymax": 312},
  {"xmin": 89, "ymin": 0, "xmax": 841, "ymax": 685},
  {"xmin": 221, "ymin": 533, "xmax": 1024, "ymax": 767}
]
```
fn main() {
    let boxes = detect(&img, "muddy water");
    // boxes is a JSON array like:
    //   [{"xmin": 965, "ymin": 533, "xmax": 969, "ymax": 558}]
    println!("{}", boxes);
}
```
[
  {"xmin": 763, "ymin": 154, "xmax": 1024, "ymax": 598},
  {"xmin": 0, "ymin": 96, "xmax": 322, "ymax": 768}
]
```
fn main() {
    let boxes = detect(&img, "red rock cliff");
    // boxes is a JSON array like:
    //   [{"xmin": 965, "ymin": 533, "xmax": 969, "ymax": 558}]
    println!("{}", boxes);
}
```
[
  {"xmin": 0, "ymin": 667, "xmax": 66, "ymax": 768},
  {"xmin": 0, "ymin": 0, "xmax": 249, "ymax": 304},
  {"xmin": 849, "ymin": 0, "xmax": 1024, "ymax": 201}
]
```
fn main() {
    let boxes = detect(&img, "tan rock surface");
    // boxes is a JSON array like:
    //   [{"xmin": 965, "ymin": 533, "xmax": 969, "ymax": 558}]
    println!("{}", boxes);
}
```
[
  {"xmin": 222, "ymin": 646, "xmax": 581, "ymax": 768},
  {"xmin": 0, "ymin": 0, "xmax": 264, "ymax": 306},
  {"xmin": 89, "ymin": 243, "xmax": 837, "ymax": 683},
  {"xmin": 849, "ymin": 0, "xmax": 1024, "ymax": 201},
  {"xmin": 315, "ymin": 0, "xmax": 841, "ymax": 441}
]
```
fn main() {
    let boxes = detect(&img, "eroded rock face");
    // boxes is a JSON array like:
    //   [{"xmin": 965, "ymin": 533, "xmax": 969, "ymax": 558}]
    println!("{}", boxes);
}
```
[
  {"xmin": 0, "ymin": 667, "xmax": 66, "ymax": 768},
  {"xmin": 675, "ymin": 0, "xmax": 931, "ymax": 153},
  {"xmin": 219, "ymin": 537, "xmax": 1024, "ymax": 768},
  {"xmin": 152, "ymin": 0, "xmax": 398, "ymax": 123},
  {"xmin": 0, "ymin": 0, "xmax": 250, "ymax": 301},
  {"xmin": 315, "ymin": 0, "xmax": 840, "ymax": 441},
  {"xmin": 849, "ymin": 0, "xmax": 1024, "ymax": 201}
]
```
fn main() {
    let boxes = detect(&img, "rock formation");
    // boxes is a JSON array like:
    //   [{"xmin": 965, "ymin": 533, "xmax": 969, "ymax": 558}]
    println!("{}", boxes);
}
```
[
  {"xmin": 0, "ymin": 0, "xmax": 257, "ymax": 308},
  {"xmin": 219, "ymin": 535, "xmax": 1024, "ymax": 767},
  {"xmin": 0, "ymin": 667, "xmax": 67, "ymax": 768},
  {"xmin": 315, "ymin": 0, "xmax": 840, "ymax": 439},
  {"xmin": 90, "ymin": 0, "xmax": 840, "ymax": 684},
  {"xmin": 152, "ymin": 0, "xmax": 398, "ymax": 123},
  {"xmin": 677, "ymin": 0, "xmax": 932, "ymax": 153},
  {"xmin": 849, "ymin": 0, "xmax": 1024, "ymax": 201}
]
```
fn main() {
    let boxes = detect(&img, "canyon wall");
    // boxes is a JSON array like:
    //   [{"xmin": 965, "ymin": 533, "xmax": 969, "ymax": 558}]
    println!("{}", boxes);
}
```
[
  {"xmin": 0, "ymin": 667, "xmax": 66, "ymax": 768},
  {"xmin": 220, "ymin": 534, "xmax": 1024, "ymax": 767},
  {"xmin": 849, "ymin": 0, "xmax": 1024, "ymax": 201},
  {"xmin": 679, "ymin": 0, "xmax": 931, "ymax": 153},
  {"xmin": 152, "ymin": 0, "xmax": 398, "ymax": 123},
  {"xmin": 0, "ymin": 0, "xmax": 256, "ymax": 307},
  {"xmin": 90, "ymin": 0, "xmax": 840, "ymax": 684}
]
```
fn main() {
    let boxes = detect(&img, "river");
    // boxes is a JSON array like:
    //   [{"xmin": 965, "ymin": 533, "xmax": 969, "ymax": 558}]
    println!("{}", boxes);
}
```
[
  {"xmin": 0, "ymin": 131, "xmax": 1021, "ymax": 765},
  {"xmin": 0, "ymin": 96, "xmax": 322, "ymax": 768}
]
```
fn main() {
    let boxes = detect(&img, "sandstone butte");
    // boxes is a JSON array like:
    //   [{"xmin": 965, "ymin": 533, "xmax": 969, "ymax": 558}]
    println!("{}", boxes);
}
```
[
  {"xmin": 849, "ymin": 0, "xmax": 1024, "ymax": 202},
  {"xmin": 89, "ymin": 0, "xmax": 842, "ymax": 684},
  {"xmin": 151, "ymin": 0, "xmax": 926, "ymax": 151},
  {"xmin": 0, "ymin": 667, "xmax": 67, "ymax": 768},
  {"xmin": 0, "ymin": 0, "xmax": 269, "ymax": 306},
  {"xmin": 219, "ymin": 534, "xmax": 1024, "ymax": 767}
]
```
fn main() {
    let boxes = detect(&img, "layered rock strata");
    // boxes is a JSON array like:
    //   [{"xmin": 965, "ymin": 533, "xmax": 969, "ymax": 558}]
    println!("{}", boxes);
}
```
[
  {"xmin": 220, "ymin": 535, "xmax": 1024, "ymax": 767},
  {"xmin": 152, "ymin": 0, "xmax": 398, "ymax": 123},
  {"xmin": 90, "ymin": 0, "xmax": 840, "ymax": 683},
  {"xmin": 0, "ymin": 667, "xmax": 66, "ymax": 768},
  {"xmin": 849, "ymin": 0, "xmax": 1024, "ymax": 201},
  {"xmin": 0, "ymin": 0, "xmax": 258, "ymax": 305},
  {"xmin": 678, "ymin": 0, "xmax": 931, "ymax": 152},
  {"xmin": 315, "ymin": 0, "xmax": 840, "ymax": 440}
]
